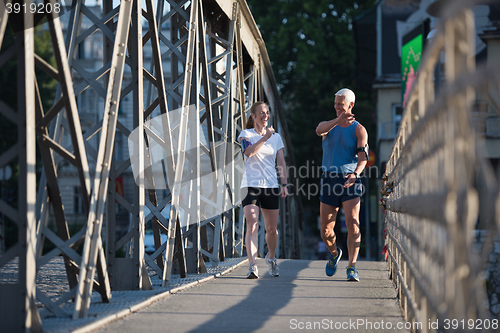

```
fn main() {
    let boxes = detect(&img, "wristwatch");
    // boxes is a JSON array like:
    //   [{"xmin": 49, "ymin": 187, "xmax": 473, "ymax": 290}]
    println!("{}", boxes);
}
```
[{"xmin": 351, "ymin": 172, "xmax": 359, "ymax": 179}]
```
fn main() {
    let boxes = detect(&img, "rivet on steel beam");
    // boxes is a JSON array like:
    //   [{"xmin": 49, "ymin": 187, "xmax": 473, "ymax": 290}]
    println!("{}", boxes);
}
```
[
  {"xmin": 119, "ymin": 43, "xmax": 125, "ymax": 47},
  {"xmin": 110, "ymin": 111, "xmax": 116, "ymax": 116},
  {"xmin": 118, "ymin": 53, "xmax": 124, "ymax": 56}
]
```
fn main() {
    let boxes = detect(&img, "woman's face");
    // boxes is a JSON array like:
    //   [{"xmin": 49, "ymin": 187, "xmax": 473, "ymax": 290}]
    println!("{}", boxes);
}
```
[{"xmin": 253, "ymin": 104, "xmax": 269, "ymax": 127}]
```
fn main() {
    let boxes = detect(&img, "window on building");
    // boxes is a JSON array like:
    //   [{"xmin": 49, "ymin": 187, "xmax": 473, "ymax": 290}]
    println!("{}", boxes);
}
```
[
  {"xmin": 78, "ymin": 90, "xmax": 87, "ymax": 113},
  {"xmin": 115, "ymin": 133, "xmax": 124, "ymax": 161},
  {"xmin": 74, "ymin": 186, "xmax": 84, "ymax": 215},
  {"xmin": 393, "ymin": 104, "xmax": 403, "ymax": 136},
  {"xmin": 77, "ymin": 42, "xmax": 85, "ymax": 59}
]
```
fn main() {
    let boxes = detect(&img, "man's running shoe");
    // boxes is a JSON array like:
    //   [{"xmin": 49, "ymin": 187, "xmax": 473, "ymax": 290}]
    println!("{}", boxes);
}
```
[
  {"xmin": 246, "ymin": 264, "xmax": 259, "ymax": 279},
  {"xmin": 346, "ymin": 266, "xmax": 359, "ymax": 282},
  {"xmin": 265, "ymin": 253, "xmax": 280, "ymax": 277},
  {"xmin": 325, "ymin": 247, "xmax": 342, "ymax": 276}
]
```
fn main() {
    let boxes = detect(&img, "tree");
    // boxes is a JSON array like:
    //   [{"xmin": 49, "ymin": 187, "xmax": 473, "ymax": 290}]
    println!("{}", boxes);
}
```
[
  {"xmin": 0, "ymin": 22, "xmax": 57, "ymax": 250},
  {"xmin": 247, "ymin": 0, "xmax": 377, "ymax": 216}
]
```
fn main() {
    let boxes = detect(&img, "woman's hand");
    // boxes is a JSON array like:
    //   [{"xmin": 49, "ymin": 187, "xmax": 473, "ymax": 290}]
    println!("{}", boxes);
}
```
[
  {"xmin": 264, "ymin": 126, "xmax": 275, "ymax": 139},
  {"xmin": 281, "ymin": 185, "xmax": 288, "ymax": 198}
]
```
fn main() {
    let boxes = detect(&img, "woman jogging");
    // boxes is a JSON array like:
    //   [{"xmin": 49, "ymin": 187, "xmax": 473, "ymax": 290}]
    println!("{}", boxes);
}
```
[{"xmin": 238, "ymin": 102, "xmax": 288, "ymax": 279}]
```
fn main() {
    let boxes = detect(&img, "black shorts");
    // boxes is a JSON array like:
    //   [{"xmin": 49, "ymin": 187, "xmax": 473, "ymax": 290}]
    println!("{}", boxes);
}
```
[
  {"xmin": 241, "ymin": 187, "xmax": 280, "ymax": 210},
  {"xmin": 319, "ymin": 173, "xmax": 364, "ymax": 207}
]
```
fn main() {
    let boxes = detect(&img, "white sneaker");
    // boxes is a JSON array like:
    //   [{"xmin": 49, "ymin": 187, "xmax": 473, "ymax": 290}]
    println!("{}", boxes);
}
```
[
  {"xmin": 246, "ymin": 264, "xmax": 259, "ymax": 279},
  {"xmin": 265, "ymin": 253, "xmax": 279, "ymax": 277}
]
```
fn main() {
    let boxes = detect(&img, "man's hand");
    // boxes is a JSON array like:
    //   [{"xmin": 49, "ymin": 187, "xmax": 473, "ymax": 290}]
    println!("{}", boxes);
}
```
[
  {"xmin": 337, "ymin": 111, "xmax": 355, "ymax": 126},
  {"xmin": 344, "ymin": 173, "xmax": 357, "ymax": 188}
]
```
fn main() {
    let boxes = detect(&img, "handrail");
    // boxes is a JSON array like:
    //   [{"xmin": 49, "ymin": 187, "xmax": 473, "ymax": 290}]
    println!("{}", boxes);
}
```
[{"xmin": 381, "ymin": 0, "xmax": 500, "ymax": 330}]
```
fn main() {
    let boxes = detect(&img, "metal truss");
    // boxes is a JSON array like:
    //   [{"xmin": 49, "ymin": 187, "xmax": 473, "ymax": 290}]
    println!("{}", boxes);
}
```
[{"xmin": 0, "ymin": 0, "xmax": 303, "ymax": 330}]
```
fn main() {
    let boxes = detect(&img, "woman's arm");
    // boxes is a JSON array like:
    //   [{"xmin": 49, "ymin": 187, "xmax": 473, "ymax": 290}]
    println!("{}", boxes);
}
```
[
  {"xmin": 240, "ymin": 127, "xmax": 275, "ymax": 157},
  {"xmin": 276, "ymin": 148, "xmax": 288, "ymax": 198}
]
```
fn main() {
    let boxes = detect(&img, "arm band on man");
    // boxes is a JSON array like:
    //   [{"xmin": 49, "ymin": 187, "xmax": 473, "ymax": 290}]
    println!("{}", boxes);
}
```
[{"xmin": 357, "ymin": 144, "xmax": 369, "ymax": 158}]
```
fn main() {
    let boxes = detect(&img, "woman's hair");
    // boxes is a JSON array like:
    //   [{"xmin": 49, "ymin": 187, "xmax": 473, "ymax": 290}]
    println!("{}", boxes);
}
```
[{"xmin": 245, "ymin": 101, "xmax": 267, "ymax": 129}]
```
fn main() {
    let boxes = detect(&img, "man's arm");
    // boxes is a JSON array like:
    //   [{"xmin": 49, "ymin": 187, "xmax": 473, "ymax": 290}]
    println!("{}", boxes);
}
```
[
  {"xmin": 353, "ymin": 124, "xmax": 368, "ymax": 175},
  {"xmin": 343, "ymin": 124, "xmax": 368, "ymax": 188},
  {"xmin": 315, "ymin": 111, "xmax": 355, "ymax": 137}
]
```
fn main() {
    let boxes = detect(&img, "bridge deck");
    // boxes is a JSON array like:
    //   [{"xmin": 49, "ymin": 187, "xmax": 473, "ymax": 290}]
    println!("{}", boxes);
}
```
[{"xmin": 86, "ymin": 259, "xmax": 408, "ymax": 333}]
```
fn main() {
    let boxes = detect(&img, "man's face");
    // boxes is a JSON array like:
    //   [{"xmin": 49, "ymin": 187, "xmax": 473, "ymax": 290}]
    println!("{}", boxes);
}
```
[{"xmin": 334, "ymin": 95, "xmax": 352, "ymax": 116}]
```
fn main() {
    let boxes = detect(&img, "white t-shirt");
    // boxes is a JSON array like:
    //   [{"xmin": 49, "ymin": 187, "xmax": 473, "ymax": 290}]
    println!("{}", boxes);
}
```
[{"xmin": 238, "ymin": 128, "xmax": 284, "ymax": 188}]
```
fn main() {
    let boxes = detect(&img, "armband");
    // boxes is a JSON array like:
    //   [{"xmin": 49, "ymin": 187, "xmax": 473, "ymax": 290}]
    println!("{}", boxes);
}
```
[
  {"xmin": 241, "ymin": 139, "xmax": 251, "ymax": 152},
  {"xmin": 357, "ymin": 144, "xmax": 368, "ymax": 158}
]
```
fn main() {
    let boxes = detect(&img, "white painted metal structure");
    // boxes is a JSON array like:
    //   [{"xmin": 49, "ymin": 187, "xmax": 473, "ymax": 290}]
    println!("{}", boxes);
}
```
[
  {"xmin": 381, "ymin": 0, "xmax": 500, "ymax": 330},
  {"xmin": 0, "ymin": 0, "xmax": 303, "ymax": 331}
]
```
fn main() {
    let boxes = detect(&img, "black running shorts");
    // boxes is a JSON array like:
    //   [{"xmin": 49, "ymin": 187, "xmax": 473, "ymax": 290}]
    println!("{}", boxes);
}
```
[{"xmin": 241, "ymin": 187, "xmax": 280, "ymax": 210}]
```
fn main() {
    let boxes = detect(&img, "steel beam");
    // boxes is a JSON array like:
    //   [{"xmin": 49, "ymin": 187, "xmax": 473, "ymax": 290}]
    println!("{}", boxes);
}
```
[
  {"xmin": 0, "ymin": 1, "xmax": 303, "ymax": 328},
  {"xmin": 73, "ymin": 0, "xmax": 135, "ymax": 318}
]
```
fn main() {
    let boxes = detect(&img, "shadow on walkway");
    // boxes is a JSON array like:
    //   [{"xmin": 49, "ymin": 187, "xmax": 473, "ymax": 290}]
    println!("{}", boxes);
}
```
[{"xmin": 187, "ymin": 260, "xmax": 312, "ymax": 333}]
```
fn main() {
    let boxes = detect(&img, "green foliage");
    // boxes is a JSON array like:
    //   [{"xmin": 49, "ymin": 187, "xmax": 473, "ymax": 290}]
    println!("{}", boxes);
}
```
[
  {"xmin": 247, "ymin": 0, "xmax": 378, "ymax": 216},
  {"xmin": 34, "ymin": 29, "xmax": 57, "ymax": 111},
  {"xmin": 0, "ymin": 25, "xmax": 18, "ymax": 135},
  {"xmin": 0, "ymin": 24, "xmax": 57, "ymax": 114}
]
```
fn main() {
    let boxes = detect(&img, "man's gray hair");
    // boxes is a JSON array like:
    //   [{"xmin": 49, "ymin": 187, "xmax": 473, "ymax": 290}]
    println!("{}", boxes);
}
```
[{"xmin": 335, "ymin": 88, "xmax": 355, "ymax": 105}]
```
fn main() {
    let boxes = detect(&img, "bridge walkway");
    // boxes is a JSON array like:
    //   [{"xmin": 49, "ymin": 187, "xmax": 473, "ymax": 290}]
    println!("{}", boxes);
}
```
[{"xmin": 82, "ymin": 259, "xmax": 409, "ymax": 333}]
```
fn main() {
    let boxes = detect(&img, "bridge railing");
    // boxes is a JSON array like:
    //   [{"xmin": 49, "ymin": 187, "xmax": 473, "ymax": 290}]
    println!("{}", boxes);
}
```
[
  {"xmin": 0, "ymin": 0, "xmax": 303, "ymax": 331},
  {"xmin": 381, "ymin": 0, "xmax": 500, "ymax": 330}
]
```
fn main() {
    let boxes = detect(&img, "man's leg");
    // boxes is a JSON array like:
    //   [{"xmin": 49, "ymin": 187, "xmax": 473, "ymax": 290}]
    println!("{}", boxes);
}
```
[
  {"xmin": 321, "ymin": 202, "xmax": 343, "ymax": 276},
  {"xmin": 342, "ymin": 197, "xmax": 361, "ymax": 267},
  {"xmin": 244, "ymin": 204, "xmax": 260, "ymax": 265},
  {"xmin": 320, "ymin": 202, "xmax": 339, "ymax": 256}
]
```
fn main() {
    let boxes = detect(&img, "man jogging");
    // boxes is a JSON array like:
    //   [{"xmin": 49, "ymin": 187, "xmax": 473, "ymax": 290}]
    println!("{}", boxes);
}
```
[{"xmin": 315, "ymin": 88, "xmax": 368, "ymax": 281}]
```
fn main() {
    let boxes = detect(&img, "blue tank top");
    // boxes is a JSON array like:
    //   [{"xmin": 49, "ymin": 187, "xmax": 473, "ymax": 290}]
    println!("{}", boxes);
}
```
[{"xmin": 322, "ymin": 120, "xmax": 359, "ymax": 174}]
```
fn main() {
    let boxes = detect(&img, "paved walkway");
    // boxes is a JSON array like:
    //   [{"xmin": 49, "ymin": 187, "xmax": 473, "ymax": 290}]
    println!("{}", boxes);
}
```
[
  {"xmin": 91, "ymin": 259, "xmax": 409, "ymax": 333},
  {"xmin": 38, "ymin": 257, "xmax": 249, "ymax": 333}
]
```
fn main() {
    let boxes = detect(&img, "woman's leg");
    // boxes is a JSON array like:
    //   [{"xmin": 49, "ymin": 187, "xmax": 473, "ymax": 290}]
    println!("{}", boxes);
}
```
[
  {"xmin": 244, "ymin": 204, "xmax": 260, "ymax": 265},
  {"xmin": 261, "ymin": 208, "xmax": 279, "ymax": 259}
]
